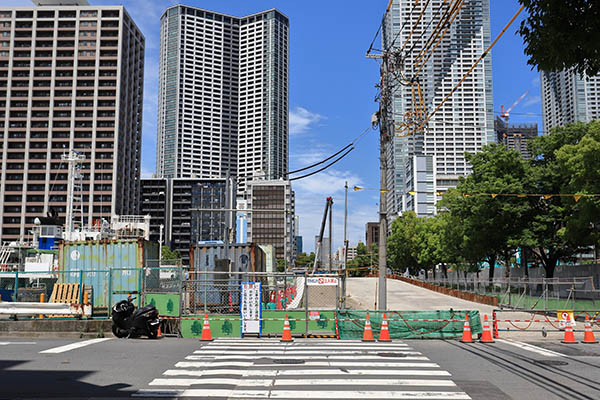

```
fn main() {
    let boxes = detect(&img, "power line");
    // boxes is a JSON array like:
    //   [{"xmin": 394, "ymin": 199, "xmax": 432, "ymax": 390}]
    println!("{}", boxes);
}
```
[{"xmin": 289, "ymin": 147, "xmax": 355, "ymax": 181}]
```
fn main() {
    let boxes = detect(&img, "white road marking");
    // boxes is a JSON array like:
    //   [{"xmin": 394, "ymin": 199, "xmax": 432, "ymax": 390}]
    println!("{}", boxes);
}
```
[
  {"xmin": 496, "ymin": 339, "xmax": 567, "ymax": 357},
  {"xmin": 149, "ymin": 378, "xmax": 456, "ymax": 387},
  {"xmin": 194, "ymin": 349, "xmax": 415, "ymax": 354},
  {"xmin": 0, "ymin": 342, "xmax": 37, "ymax": 345},
  {"xmin": 162, "ymin": 368, "xmax": 451, "ymax": 377},
  {"xmin": 186, "ymin": 354, "xmax": 424, "ymax": 361},
  {"xmin": 269, "ymin": 391, "xmax": 470, "ymax": 399},
  {"xmin": 202, "ymin": 343, "xmax": 409, "ymax": 348},
  {"xmin": 39, "ymin": 338, "xmax": 111, "ymax": 354},
  {"xmin": 175, "ymin": 361, "xmax": 440, "ymax": 368},
  {"xmin": 134, "ymin": 389, "xmax": 471, "ymax": 399}
]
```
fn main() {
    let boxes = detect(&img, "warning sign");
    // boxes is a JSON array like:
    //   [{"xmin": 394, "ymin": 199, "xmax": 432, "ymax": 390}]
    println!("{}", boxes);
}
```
[
  {"xmin": 307, "ymin": 277, "xmax": 338, "ymax": 286},
  {"xmin": 557, "ymin": 310, "xmax": 576, "ymax": 329},
  {"xmin": 309, "ymin": 311, "xmax": 321, "ymax": 320},
  {"xmin": 241, "ymin": 282, "xmax": 261, "ymax": 335}
]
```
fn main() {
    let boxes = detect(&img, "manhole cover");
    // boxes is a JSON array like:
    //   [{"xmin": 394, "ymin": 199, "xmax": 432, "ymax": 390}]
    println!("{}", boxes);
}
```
[
  {"xmin": 272, "ymin": 359, "xmax": 305, "ymax": 364},
  {"xmin": 534, "ymin": 360, "xmax": 568, "ymax": 366},
  {"xmin": 377, "ymin": 352, "xmax": 408, "ymax": 358}
]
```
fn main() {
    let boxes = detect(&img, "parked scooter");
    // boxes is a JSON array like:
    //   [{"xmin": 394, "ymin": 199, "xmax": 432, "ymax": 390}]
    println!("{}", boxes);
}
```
[{"xmin": 111, "ymin": 297, "xmax": 160, "ymax": 339}]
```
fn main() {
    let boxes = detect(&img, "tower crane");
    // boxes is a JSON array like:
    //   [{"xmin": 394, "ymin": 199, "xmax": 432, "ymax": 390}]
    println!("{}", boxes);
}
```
[{"xmin": 500, "ymin": 90, "xmax": 529, "ymax": 122}]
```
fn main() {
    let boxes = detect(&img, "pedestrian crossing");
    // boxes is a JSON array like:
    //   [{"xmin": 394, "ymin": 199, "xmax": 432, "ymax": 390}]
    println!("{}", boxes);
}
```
[{"xmin": 133, "ymin": 338, "xmax": 471, "ymax": 399}]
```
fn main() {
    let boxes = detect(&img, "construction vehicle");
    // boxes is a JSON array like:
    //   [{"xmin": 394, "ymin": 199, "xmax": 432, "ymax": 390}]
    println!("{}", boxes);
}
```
[{"xmin": 500, "ymin": 90, "xmax": 529, "ymax": 122}]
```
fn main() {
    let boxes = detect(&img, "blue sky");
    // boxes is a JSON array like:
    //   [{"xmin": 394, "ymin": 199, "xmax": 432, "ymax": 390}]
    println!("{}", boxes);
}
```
[{"xmin": 8, "ymin": 0, "xmax": 544, "ymax": 253}]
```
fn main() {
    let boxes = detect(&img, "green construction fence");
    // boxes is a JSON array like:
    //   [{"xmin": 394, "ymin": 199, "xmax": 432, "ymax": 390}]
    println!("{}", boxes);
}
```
[{"xmin": 337, "ymin": 310, "xmax": 482, "ymax": 339}]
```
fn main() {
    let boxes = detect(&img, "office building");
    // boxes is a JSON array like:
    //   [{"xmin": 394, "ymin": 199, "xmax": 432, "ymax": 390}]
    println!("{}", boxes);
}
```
[
  {"xmin": 140, "ymin": 177, "xmax": 235, "ymax": 266},
  {"xmin": 246, "ymin": 179, "xmax": 295, "ymax": 264},
  {"xmin": 380, "ymin": 0, "xmax": 494, "ymax": 218},
  {"xmin": 540, "ymin": 69, "xmax": 600, "ymax": 133},
  {"xmin": 494, "ymin": 117, "xmax": 537, "ymax": 159},
  {"xmin": 365, "ymin": 222, "xmax": 379, "ymax": 248},
  {"xmin": 156, "ymin": 5, "xmax": 289, "ymax": 193},
  {"xmin": 0, "ymin": 1, "xmax": 144, "ymax": 242}
]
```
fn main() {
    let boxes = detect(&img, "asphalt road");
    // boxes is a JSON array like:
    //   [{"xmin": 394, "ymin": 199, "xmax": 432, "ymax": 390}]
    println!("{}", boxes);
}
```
[{"xmin": 1, "ymin": 336, "xmax": 599, "ymax": 399}]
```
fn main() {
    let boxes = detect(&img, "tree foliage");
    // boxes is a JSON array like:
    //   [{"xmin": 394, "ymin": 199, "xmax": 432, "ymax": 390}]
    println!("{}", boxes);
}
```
[
  {"xmin": 161, "ymin": 245, "xmax": 181, "ymax": 263},
  {"xmin": 385, "ymin": 124, "xmax": 600, "ymax": 280},
  {"xmin": 518, "ymin": 0, "xmax": 600, "ymax": 75}
]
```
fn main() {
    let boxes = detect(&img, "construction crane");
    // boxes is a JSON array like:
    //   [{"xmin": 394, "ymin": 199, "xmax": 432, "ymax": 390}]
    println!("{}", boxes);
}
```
[
  {"xmin": 312, "ymin": 197, "xmax": 334, "ymax": 273},
  {"xmin": 500, "ymin": 90, "xmax": 529, "ymax": 122}
]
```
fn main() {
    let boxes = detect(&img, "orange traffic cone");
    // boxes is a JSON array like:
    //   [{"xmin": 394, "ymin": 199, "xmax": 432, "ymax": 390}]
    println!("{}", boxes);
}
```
[
  {"xmin": 156, "ymin": 324, "xmax": 163, "ymax": 339},
  {"xmin": 582, "ymin": 315, "xmax": 598, "ymax": 344},
  {"xmin": 460, "ymin": 314, "xmax": 473, "ymax": 343},
  {"xmin": 200, "ymin": 313, "xmax": 213, "ymax": 341},
  {"xmin": 378, "ymin": 313, "xmax": 391, "ymax": 342},
  {"xmin": 561, "ymin": 315, "xmax": 577, "ymax": 344},
  {"xmin": 362, "ymin": 312, "xmax": 375, "ymax": 342},
  {"xmin": 480, "ymin": 314, "xmax": 494, "ymax": 343},
  {"xmin": 281, "ymin": 313, "xmax": 293, "ymax": 342}
]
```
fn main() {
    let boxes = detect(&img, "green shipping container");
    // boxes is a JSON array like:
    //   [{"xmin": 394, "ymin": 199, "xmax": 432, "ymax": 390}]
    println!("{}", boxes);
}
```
[{"xmin": 58, "ymin": 239, "xmax": 159, "ymax": 309}]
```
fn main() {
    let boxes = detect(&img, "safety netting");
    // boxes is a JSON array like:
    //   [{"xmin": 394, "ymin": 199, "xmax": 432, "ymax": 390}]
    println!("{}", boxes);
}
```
[{"xmin": 337, "ymin": 309, "xmax": 482, "ymax": 339}]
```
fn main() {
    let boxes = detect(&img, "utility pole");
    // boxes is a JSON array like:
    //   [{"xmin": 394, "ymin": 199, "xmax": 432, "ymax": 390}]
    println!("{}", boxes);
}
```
[
  {"xmin": 328, "ymin": 201, "xmax": 333, "ymax": 272},
  {"xmin": 343, "ymin": 181, "xmax": 349, "ymax": 271},
  {"xmin": 159, "ymin": 224, "xmax": 164, "ymax": 265}
]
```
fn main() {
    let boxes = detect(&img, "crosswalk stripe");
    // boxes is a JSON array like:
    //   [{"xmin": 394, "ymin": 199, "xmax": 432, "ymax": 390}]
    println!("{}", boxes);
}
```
[
  {"xmin": 186, "ymin": 354, "xmax": 424, "ymax": 361},
  {"xmin": 39, "ymin": 338, "xmax": 111, "ymax": 354},
  {"xmin": 196, "ymin": 347, "xmax": 413, "ymax": 352},
  {"xmin": 134, "ymin": 389, "xmax": 471, "ymax": 399},
  {"xmin": 149, "ymin": 378, "xmax": 457, "ymax": 387},
  {"xmin": 175, "ymin": 361, "xmax": 440, "ymax": 368},
  {"xmin": 194, "ymin": 349, "xmax": 416, "ymax": 355},
  {"xmin": 201, "ymin": 343, "xmax": 410, "ymax": 348},
  {"xmin": 162, "ymin": 368, "xmax": 451, "ymax": 377}
]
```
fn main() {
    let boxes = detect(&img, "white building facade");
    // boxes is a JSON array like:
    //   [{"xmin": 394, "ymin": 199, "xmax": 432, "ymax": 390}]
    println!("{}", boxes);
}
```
[
  {"xmin": 381, "ymin": 0, "xmax": 494, "ymax": 217},
  {"xmin": 541, "ymin": 69, "xmax": 600, "ymax": 133},
  {"xmin": 156, "ymin": 5, "xmax": 289, "ymax": 194}
]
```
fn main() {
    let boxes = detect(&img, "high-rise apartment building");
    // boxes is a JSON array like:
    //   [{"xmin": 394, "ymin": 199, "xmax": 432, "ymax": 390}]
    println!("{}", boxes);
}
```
[
  {"xmin": 540, "ymin": 70, "xmax": 600, "ymax": 133},
  {"xmin": 156, "ymin": 5, "xmax": 289, "ymax": 193},
  {"xmin": 0, "ymin": 1, "xmax": 144, "ymax": 242},
  {"xmin": 380, "ymin": 0, "xmax": 494, "ymax": 218},
  {"xmin": 246, "ymin": 179, "xmax": 295, "ymax": 264},
  {"xmin": 140, "ymin": 177, "xmax": 235, "ymax": 266}
]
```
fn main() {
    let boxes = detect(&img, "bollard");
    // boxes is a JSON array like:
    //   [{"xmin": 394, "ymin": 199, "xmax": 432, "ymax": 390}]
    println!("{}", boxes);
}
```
[{"xmin": 39, "ymin": 292, "xmax": 45, "ymax": 319}]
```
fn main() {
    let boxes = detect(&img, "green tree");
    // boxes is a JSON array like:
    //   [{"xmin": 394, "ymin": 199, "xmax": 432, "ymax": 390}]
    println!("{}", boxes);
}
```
[
  {"xmin": 521, "ymin": 122, "xmax": 597, "ymax": 277},
  {"xmin": 161, "ymin": 245, "xmax": 181, "ymax": 263},
  {"xmin": 148, "ymin": 297, "xmax": 156, "ymax": 307},
  {"xmin": 556, "ymin": 120, "xmax": 600, "ymax": 248},
  {"xmin": 347, "ymin": 242, "xmax": 377, "ymax": 276},
  {"xmin": 190, "ymin": 320, "xmax": 202, "ymax": 336},
  {"xmin": 295, "ymin": 252, "xmax": 315, "ymax": 269},
  {"xmin": 387, "ymin": 211, "xmax": 422, "ymax": 274},
  {"xmin": 275, "ymin": 258, "xmax": 286, "ymax": 272},
  {"xmin": 518, "ymin": 0, "xmax": 600, "ymax": 75},
  {"xmin": 439, "ymin": 144, "xmax": 531, "ymax": 281},
  {"xmin": 166, "ymin": 298, "xmax": 174, "ymax": 313}
]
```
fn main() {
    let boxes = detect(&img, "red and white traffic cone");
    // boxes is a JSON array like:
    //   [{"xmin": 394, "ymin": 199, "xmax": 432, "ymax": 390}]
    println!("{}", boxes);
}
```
[
  {"xmin": 378, "ymin": 313, "xmax": 391, "ymax": 342},
  {"xmin": 362, "ymin": 313, "xmax": 375, "ymax": 342},
  {"xmin": 460, "ymin": 314, "xmax": 473, "ymax": 343},
  {"xmin": 561, "ymin": 315, "xmax": 577, "ymax": 344},
  {"xmin": 200, "ymin": 313, "xmax": 213, "ymax": 342},
  {"xmin": 480, "ymin": 314, "xmax": 494, "ymax": 343},
  {"xmin": 281, "ymin": 314, "xmax": 293, "ymax": 342},
  {"xmin": 582, "ymin": 315, "xmax": 598, "ymax": 344}
]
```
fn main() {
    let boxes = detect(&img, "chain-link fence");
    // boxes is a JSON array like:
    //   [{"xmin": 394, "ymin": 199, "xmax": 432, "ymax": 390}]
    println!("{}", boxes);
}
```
[{"xmin": 421, "ymin": 275, "xmax": 598, "ymax": 311}]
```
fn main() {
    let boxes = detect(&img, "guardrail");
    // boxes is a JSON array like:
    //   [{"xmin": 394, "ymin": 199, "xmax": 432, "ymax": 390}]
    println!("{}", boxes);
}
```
[{"xmin": 0, "ymin": 302, "xmax": 91, "ymax": 317}]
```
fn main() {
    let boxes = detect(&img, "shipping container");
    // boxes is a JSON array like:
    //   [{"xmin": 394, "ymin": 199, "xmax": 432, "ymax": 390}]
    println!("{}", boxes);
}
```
[{"xmin": 58, "ymin": 239, "xmax": 159, "ymax": 309}]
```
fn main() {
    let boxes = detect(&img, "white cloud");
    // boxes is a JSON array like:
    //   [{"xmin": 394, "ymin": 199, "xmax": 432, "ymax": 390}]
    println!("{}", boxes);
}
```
[
  {"xmin": 522, "ymin": 95, "xmax": 541, "ymax": 107},
  {"xmin": 531, "ymin": 76, "xmax": 540, "ymax": 87},
  {"xmin": 292, "ymin": 169, "xmax": 379, "ymax": 253},
  {"xmin": 289, "ymin": 107, "xmax": 326, "ymax": 134}
]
